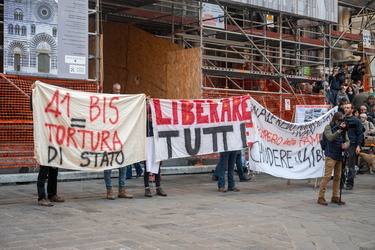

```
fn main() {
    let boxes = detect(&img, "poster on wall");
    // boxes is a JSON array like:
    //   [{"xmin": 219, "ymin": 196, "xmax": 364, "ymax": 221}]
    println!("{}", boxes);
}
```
[
  {"xmin": 295, "ymin": 105, "xmax": 331, "ymax": 123},
  {"xmin": 3, "ymin": 0, "xmax": 88, "ymax": 80},
  {"xmin": 363, "ymin": 29, "xmax": 371, "ymax": 49},
  {"xmin": 202, "ymin": 3, "xmax": 225, "ymax": 29}
]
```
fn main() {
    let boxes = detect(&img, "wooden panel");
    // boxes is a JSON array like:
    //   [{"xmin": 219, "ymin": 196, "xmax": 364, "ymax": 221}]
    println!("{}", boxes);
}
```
[
  {"xmin": 166, "ymin": 47, "xmax": 201, "ymax": 99},
  {"xmin": 102, "ymin": 21, "xmax": 191, "ymax": 98}
]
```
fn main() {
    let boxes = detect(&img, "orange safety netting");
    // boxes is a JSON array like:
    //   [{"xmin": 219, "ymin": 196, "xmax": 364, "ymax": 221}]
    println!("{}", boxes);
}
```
[{"xmin": 0, "ymin": 74, "xmax": 98, "ymax": 168}]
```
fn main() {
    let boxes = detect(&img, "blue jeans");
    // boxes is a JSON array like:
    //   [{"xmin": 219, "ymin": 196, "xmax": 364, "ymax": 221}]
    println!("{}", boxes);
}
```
[
  {"xmin": 104, "ymin": 167, "xmax": 126, "ymax": 189},
  {"xmin": 214, "ymin": 151, "xmax": 246, "ymax": 180},
  {"xmin": 126, "ymin": 163, "xmax": 143, "ymax": 179},
  {"xmin": 218, "ymin": 151, "xmax": 237, "ymax": 189}
]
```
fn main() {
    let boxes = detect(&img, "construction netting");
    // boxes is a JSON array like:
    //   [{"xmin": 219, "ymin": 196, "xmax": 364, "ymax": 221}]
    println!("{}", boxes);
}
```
[{"xmin": 0, "ymin": 74, "xmax": 98, "ymax": 168}]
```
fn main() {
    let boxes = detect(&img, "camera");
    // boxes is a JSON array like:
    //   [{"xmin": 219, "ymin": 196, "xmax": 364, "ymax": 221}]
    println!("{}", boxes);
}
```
[{"xmin": 338, "ymin": 117, "xmax": 348, "ymax": 130}]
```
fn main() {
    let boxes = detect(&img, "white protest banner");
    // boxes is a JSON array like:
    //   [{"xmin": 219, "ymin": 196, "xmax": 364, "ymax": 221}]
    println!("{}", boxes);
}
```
[
  {"xmin": 248, "ymin": 98, "xmax": 337, "ymax": 179},
  {"xmin": 149, "ymin": 96, "xmax": 253, "ymax": 161},
  {"xmin": 33, "ymin": 81, "xmax": 146, "ymax": 171}
]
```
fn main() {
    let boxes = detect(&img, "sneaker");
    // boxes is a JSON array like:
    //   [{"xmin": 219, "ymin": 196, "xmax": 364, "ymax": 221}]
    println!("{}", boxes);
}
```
[
  {"xmin": 145, "ymin": 188, "xmax": 152, "ymax": 197},
  {"xmin": 49, "ymin": 195, "xmax": 65, "ymax": 202},
  {"xmin": 218, "ymin": 186, "xmax": 227, "ymax": 192},
  {"xmin": 228, "ymin": 187, "xmax": 240, "ymax": 192},
  {"xmin": 240, "ymin": 175, "xmax": 252, "ymax": 182},
  {"xmin": 345, "ymin": 185, "xmax": 353, "ymax": 190},
  {"xmin": 212, "ymin": 175, "xmax": 218, "ymax": 181},
  {"xmin": 38, "ymin": 199, "xmax": 53, "ymax": 206}
]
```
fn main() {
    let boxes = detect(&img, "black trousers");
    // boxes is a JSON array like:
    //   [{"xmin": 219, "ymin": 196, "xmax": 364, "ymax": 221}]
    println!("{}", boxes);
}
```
[
  {"xmin": 144, "ymin": 165, "xmax": 161, "ymax": 188},
  {"xmin": 37, "ymin": 165, "xmax": 58, "ymax": 201}
]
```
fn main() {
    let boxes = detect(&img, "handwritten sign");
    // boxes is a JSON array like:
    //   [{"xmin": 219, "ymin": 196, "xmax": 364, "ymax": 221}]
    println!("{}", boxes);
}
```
[
  {"xmin": 32, "ymin": 81, "xmax": 146, "ymax": 171},
  {"xmin": 149, "ymin": 96, "xmax": 253, "ymax": 162},
  {"xmin": 248, "ymin": 99, "xmax": 338, "ymax": 179}
]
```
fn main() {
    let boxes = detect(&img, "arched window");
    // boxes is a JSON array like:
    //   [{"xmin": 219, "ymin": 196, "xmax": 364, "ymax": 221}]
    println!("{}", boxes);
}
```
[
  {"xmin": 21, "ymin": 26, "xmax": 26, "ymax": 36},
  {"xmin": 52, "ymin": 27, "xmax": 57, "ymax": 37},
  {"xmin": 15, "ymin": 25, "xmax": 20, "ymax": 35},
  {"xmin": 8, "ymin": 24, "xmax": 13, "ymax": 34},
  {"xmin": 31, "ymin": 24, "xmax": 36, "ymax": 35},
  {"xmin": 14, "ymin": 9, "xmax": 23, "ymax": 21}
]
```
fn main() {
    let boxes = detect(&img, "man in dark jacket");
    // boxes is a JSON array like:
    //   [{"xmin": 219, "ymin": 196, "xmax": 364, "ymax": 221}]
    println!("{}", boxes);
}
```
[
  {"xmin": 343, "ymin": 103, "xmax": 363, "ymax": 190},
  {"xmin": 318, "ymin": 112, "xmax": 350, "ymax": 205}
]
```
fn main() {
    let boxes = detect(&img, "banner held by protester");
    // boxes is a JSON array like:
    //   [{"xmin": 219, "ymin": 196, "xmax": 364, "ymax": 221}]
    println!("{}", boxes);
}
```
[
  {"xmin": 149, "ymin": 96, "xmax": 253, "ymax": 162},
  {"xmin": 248, "ymin": 99, "xmax": 337, "ymax": 179},
  {"xmin": 32, "ymin": 81, "xmax": 146, "ymax": 171}
]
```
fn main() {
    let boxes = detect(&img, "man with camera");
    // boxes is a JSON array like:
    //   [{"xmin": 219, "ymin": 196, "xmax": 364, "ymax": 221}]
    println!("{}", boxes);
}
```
[
  {"xmin": 318, "ymin": 112, "xmax": 349, "ymax": 205},
  {"xmin": 342, "ymin": 103, "xmax": 363, "ymax": 190}
]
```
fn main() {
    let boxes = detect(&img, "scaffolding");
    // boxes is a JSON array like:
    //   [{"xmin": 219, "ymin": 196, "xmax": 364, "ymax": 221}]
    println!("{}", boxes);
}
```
[{"xmin": 91, "ymin": 1, "xmax": 375, "ymax": 104}]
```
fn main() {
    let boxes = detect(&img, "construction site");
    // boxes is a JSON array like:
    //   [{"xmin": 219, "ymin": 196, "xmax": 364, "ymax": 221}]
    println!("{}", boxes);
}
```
[{"xmin": 1, "ymin": 0, "xmax": 375, "ymax": 169}]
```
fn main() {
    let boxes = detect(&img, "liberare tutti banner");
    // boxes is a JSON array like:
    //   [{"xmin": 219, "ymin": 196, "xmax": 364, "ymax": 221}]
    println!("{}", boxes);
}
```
[
  {"xmin": 32, "ymin": 81, "xmax": 146, "ymax": 171},
  {"xmin": 248, "ymin": 99, "xmax": 337, "ymax": 179},
  {"xmin": 149, "ymin": 96, "xmax": 253, "ymax": 162}
]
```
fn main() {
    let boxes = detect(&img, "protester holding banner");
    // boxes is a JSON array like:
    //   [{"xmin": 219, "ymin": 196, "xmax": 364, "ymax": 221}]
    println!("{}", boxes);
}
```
[
  {"xmin": 212, "ymin": 150, "xmax": 251, "ymax": 182},
  {"xmin": 217, "ymin": 150, "xmax": 240, "ymax": 192},
  {"xmin": 104, "ymin": 83, "xmax": 134, "ymax": 200},
  {"xmin": 317, "ymin": 112, "xmax": 349, "ymax": 206},
  {"xmin": 144, "ymin": 106, "xmax": 167, "ymax": 197},
  {"xmin": 342, "ymin": 103, "xmax": 363, "ymax": 190},
  {"xmin": 37, "ymin": 166, "xmax": 65, "ymax": 206},
  {"xmin": 30, "ymin": 84, "xmax": 65, "ymax": 206}
]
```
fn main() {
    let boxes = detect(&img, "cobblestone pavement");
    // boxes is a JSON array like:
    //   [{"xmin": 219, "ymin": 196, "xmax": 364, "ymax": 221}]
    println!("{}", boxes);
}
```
[{"xmin": 1, "ymin": 172, "xmax": 375, "ymax": 249}]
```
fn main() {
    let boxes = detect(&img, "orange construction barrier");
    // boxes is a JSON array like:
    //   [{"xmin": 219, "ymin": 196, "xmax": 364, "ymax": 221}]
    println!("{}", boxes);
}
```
[{"xmin": 0, "ymin": 74, "xmax": 97, "ymax": 168}]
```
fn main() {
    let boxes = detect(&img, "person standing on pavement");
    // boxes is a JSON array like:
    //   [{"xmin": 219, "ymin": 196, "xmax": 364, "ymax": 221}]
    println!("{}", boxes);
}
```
[
  {"xmin": 217, "ymin": 150, "xmax": 240, "ymax": 192},
  {"xmin": 144, "ymin": 106, "xmax": 167, "ymax": 197},
  {"xmin": 317, "ymin": 112, "xmax": 349, "ymax": 206},
  {"xmin": 103, "ymin": 83, "xmax": 133, "ymax": 200},
  {"xmin": 37, "ymin": 166, "xmax": 65, "ymax": 206},
  {"xmin": 30, "ymin": 83, "xmax": 65, "ymax": 206},
  {"xmin": 212, "ymin": 150, "xmax": 251, "ymax": 182},
  {"xmin": 342, "ymin": 103, "xmax": 363, "ymax": 190}
]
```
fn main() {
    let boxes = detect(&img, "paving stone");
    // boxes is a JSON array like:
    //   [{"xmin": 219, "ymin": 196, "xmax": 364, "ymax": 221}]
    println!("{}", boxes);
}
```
[{"xmin": 1, "ymin": 173, "xmax": 375, "ymax": 249}]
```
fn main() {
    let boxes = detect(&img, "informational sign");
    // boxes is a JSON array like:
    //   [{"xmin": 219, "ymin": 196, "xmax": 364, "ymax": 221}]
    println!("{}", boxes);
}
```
[
  {"xmin": 57, "ymin": 0, "xmax": 88, "ymax": 79},
  {"xmin": 32, "ymin": 81, "xmax": 146, "ymax": 171},
  {"xmin": 149, "ymin": 96, "xmax": 252, "ymax": 162},
  {"xmin": 248, "ymin": 100, "xmax": 336, "ymax": 179},
  {"xmin": 285, "ymin": 99, "xmax": 291, "ymax": 111},
  {"xmin": 266, "ymin": 14, "xmax": 274, "ymax": 28},
  {"xmin": 4, "ymin": 0, "xmax": 88, "ymax": 80},
  {"xmin": 202, "ymin": 3, "xmax": 225, "ymax": 29},
  {"xmin": 363, "ymin": 29, "xmax": 371, "ymax": 49},
  {"xmin": 295, "ymin": 105, "xmax": 331, "ymax": 123}
]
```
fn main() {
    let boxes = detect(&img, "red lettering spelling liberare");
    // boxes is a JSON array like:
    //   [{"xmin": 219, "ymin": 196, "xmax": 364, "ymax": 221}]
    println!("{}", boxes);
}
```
[
  {"xmin": 45, "ymin": 123, "xmax": 123, "ymax": 151},
  {"xmin": 153, "ymin": 96, "xmax": 252, "ymax": 125},
  {"xmin": 89, "ymin": 96, "xmax": 119, "ymax": 124}
]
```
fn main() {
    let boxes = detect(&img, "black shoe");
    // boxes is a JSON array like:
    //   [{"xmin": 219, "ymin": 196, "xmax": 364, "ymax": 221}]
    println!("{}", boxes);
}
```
[
  {"xmin": 357, "ymin": 170, "xmax": 364, "ymax": 175},
  {"xmin": 345, "ymin": 185, "xmax": 353, "ymax": 190},
  {"xmin": 212, "ymin": 175, "xmax": 218, "ymax": 181},
  {"xmin": 240, "ymin": 175, "xmax": 252, "ymax": 182}
]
